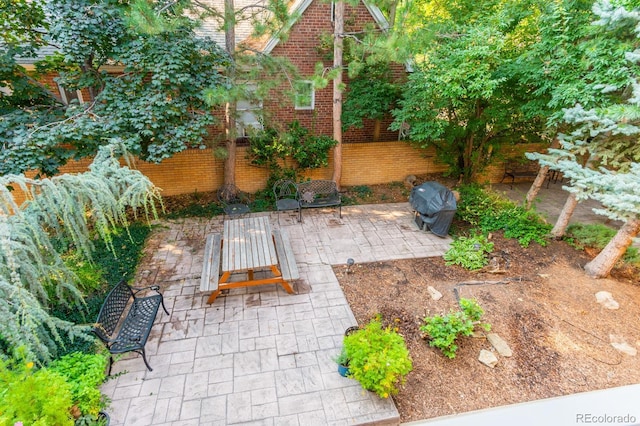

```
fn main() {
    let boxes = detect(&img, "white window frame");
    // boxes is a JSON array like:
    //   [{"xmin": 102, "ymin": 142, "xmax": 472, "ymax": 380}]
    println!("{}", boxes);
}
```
[
  {"xmin": 57, "ymin": 83, "xmax": 83, "ymax": 105},
  {"xmin": 236, "ymin": 86, "xmax": 263, "ymax": 137},
  {"xmin": 294, "ymin": 80, "xmax": 315, "ymax": 111}
]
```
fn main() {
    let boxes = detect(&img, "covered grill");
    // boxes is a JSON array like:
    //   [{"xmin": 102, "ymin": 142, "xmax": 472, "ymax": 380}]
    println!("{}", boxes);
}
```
[{"xmin": 409, "ymin": 182, "xmax": 457, "ymax": 237}]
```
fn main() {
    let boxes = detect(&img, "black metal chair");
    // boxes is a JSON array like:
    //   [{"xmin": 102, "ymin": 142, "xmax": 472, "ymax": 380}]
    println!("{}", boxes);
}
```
[
  {"xmin": 273, "ymin": 179, "xmax": 300, "ymax": 221},
  {"xmin": 217, "ymin": 184, "xmax": 251, "ymax": 218}
]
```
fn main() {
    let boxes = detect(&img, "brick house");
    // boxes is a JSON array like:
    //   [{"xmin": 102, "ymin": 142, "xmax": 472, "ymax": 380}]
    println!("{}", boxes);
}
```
[{"xmin": 18, "ymin": 0, "xmax": 403, "ymax": 145}]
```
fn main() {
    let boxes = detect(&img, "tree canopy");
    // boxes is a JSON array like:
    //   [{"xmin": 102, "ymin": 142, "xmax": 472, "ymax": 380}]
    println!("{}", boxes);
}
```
[
  {"xmin": 1, "ymin": 0, "xmax": 230, "ymax": 177},
  {"xmin": 389, "ymin": 0, "xmax": 545, "ymax": 182}
]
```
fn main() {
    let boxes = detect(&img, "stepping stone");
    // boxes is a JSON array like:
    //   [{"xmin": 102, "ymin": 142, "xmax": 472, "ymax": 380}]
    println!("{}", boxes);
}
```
[
  {"xmin": 478, "ymin": 349, "xmax": 498, "ymax": 368},
  {"xmin": 595, "ymin": 291, "xmax": 619, "ymax": 310},
  {"xmin": 427, "ymin": 286, "xmax": 443, "ymax": 301},
  {"xmin": 610, "ymin": 334, "xmax": 637, "ymax": 356},
  {"xmin": 487, "ymin": 333, "xmax": 512, "ymax": 357}
]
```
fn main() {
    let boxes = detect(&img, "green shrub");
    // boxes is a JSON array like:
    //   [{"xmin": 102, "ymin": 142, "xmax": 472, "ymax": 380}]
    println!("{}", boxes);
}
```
[
  {"xmin": 444, "ymin": 234, "xmax": 494, "ymax": 270},
  {"xmin": 455, "ymin": 184, "xmax": 551, "ymax": 247},
  {"xmin": 421, "ymin": 298, "xmax": 491, "ymax": 359},
  {"xmin": 342, "ymin": 317, "xmax": 413, "ymax": 398},
  {"xmin": 0, "ymin": 354, "xmax": 75, "ymax": 426},
  {"xmin": 49, "ymin": 352, "xmax": 109, "ymax": 418}
]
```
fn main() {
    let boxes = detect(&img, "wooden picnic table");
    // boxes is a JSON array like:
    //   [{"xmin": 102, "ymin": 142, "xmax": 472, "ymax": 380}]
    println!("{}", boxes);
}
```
[{"xmin": 201, "ymin": 216, "xmax": 298, "ymax": 304}]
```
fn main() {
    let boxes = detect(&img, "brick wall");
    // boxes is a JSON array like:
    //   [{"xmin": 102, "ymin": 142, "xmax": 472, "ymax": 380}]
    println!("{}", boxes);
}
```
[{"xmin": 7, "ymin": 142, "xmax": 549, "ymax": 206}]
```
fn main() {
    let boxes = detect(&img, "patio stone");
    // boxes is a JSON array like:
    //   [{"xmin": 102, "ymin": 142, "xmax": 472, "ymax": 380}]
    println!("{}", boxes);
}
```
[{"xmin": 102, "ymin": 203, "xmax": 449, "ymax": 425}]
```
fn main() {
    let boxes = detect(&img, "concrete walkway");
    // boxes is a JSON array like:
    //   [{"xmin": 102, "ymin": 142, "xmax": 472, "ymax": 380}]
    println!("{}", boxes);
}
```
[{"xmin": 100, "ymin": 203, "xmax": 450, "ymax": 425}]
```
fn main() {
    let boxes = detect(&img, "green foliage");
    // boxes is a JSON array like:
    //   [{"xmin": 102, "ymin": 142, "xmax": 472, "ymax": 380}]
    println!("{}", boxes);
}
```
[
  {"xmin": 420, "ymin": 298, "xmax": 491, "ymax": 359},
  {"xmin": 342, "ymin": 316, "xmax": 413, "ymax": 398},
  {"xmin": 444, "ymin": 234, "xmax": 494, "ymax": 270},
  {"xmin": 565, "ymin": 223, "xmax": 640, "ymax": 265},
  {"xmin": 0, "ymin": 143, "xmax": 161, "ymax": 362},
  {"xmin": 390, "ymin": 0, "xmax": 545, "ymax": 182},
  {"xmin": 49, "ymin": 351, "xmax": 109, "ymax": 418},
  {"xmin": 247, "ymin": 121, "xmax": 338, "ymax": 185},
  {"xmin": 455, "ymin": 184, "xmax": 551, "ymax": 247},
  {"xmin": 0, "ymin": 353, "xmax": 75, "ymax": 426},
  {"xmin": 342, "ymin": 63, "xmax": 401, "ymax": 131},
  {"xmin": 52, "ymin": 222, "xmax": 152, "ymax": 356},
  {"xmin": 0, "ymin": 1, "xmax": 230, "ymax": 176}
]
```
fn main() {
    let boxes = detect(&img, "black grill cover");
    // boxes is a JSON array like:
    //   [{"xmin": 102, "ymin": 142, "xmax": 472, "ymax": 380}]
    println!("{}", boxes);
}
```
[{"xmin": 410, "ymin": 182, "xmax": 457, "ymax": 237}]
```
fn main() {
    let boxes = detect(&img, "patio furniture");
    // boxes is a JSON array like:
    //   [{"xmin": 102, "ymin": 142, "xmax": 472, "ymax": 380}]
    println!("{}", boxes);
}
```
[
  {"xmin": 297, "ymin": 180, "xmax": 342, "ymax": 221},
  {"xmin": 92, "ymin": 280, "xmax": 169, "ymax": 375},
  {"xmin": 500, "ymin": 159, "xmax": 539, "ymax": 189},
  {"xmin": 200, "ymin": 216, "xmax": 298, "ymax": 304},
  {"xmin": 217, "ymin": 184, "xmax": 251, "ymax": 218},
  {"xmin": 410, "ymin": 181, "xmax": 457, "ymax": 237},
  {"xmin": 273, "ymin": 179, "xmax": 300, "ymax": 220}
]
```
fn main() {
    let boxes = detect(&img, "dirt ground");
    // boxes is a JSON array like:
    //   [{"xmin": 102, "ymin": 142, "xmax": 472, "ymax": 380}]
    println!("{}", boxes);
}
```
[{"xmin": 334, "ymin": 233, "xmax": 640, "ymax": 423}]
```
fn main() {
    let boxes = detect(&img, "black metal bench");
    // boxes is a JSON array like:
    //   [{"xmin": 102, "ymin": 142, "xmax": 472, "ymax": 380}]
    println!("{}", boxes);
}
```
[
  {"xmin": 93, "ymin": 280, "xmax": 168, "ymax": 375},
  {"xmin": 500, "ymin": 159, "xmax": 540, "ymax": 189},
  {"xmin": 297, "ymin": 180, "xmax": 342, "ymax": 221}
]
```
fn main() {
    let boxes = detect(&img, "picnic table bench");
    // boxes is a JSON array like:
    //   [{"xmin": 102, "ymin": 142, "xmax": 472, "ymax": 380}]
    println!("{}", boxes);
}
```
[
  {"xmin": 200, "ymin": 216, "xmax": 298, "ymax": 304},
  {"xmin": 92, "ymin": 280, "xmax": 168, "ymax": 375},
  {"xmin": 297, "ymin": 180, "xmax": 342, "ymax": 221}
]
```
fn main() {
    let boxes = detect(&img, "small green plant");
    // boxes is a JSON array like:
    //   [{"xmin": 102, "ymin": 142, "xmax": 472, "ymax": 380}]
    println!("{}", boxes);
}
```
[
  {"xmin": 352, "ymin": 185, "xmax": 373, "ymax": 199},
  {"xmin": 49, "ymin": 351, "xmax": 110, "ymax": 418},
  {"xmin": 0, "ymin": 352, "xmax": 75, "ymax": 425},
  {"xmin": 342, "ymin": 316, "xmax": 413, "ymax": 398},
  {"xmin": 421, "ymin": 298, "xmax": 491, "ymax": 359},
  {"xmin": 443, "ymin": 234, "xmax": 494, "ymax": 270}
]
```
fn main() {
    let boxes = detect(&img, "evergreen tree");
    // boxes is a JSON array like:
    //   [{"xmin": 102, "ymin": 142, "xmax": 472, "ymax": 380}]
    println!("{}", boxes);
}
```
[
  {"xmin": 531, "ymin": 0, "xmax": 640, "ymax": 278},
  {"xmin": 0, "ymin": 142, "xmax": 161, "ymax": 361}
]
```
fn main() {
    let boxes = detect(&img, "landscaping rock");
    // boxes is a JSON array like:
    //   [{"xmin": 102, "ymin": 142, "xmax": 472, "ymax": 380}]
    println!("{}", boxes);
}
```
[
  {"xmin": 487, "ymin": 333, "xmax": 513, "ymax": 357},
  {"xmin": 610, "ymin": 334, "xmax": 637, "ymax": 356},
  {"xmin": 427, "ymin": 286, "xmax": 443, "ymax": 301},
  {"xmin": 478, "ymin": 349, "xmax": 498, "ymax": 368},
  {"xmin": 595, "ymin": 291, "xmax": 619, "ymax": 310}
]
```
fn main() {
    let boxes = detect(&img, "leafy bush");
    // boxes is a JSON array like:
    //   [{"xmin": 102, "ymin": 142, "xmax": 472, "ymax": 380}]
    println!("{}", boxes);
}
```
[
  {"xmin": 0, "ymin": 354, "xmax": 75, "ymax": 426},
  {"xmin": 421, "ymin": 298, "xmax": 491, "ymax": 359},
  {"xmin": 49, "ymin": 352, "xmax": 109, "ymax": 418},
  {"xmin": 444, "ymin": 234, "xmax": 494, "ymax": 270},
  {"xmin": 455, "ymin": 184, "xmax": 551, "ymax": 247},
  {"xmin": 342, "ymin": 316, "xmax": 413, "ymax": 398}
]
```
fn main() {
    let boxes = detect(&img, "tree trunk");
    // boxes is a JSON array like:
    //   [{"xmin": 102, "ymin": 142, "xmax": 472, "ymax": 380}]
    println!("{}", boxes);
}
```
[
  {"xmin": 223, "ymin": 0, "xmax": 237, "ymax": 189},
  {"xmin": 373, "ymin": 119, "xmax": 381, "ymax": 141},
  {"xmin": 551, "ymin": 192, "xmax": 578, "ymax": 239},
  {"xmin": 525, "ymin": 165, "xmax": 549, "ymax": 210},
  {"xmin": 525, "ymin": 138, "xmax": 560, "ymax": 209},
  {"xmin": 584, "ymin": 217, "xmax": 640, "ymax": 278},
  {"xmin": 331, "ymin": 0, "xmax": 344, "ymax": 189}
]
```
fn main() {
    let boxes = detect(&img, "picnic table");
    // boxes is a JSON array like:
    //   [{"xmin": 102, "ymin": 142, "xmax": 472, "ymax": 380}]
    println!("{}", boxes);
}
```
[{"xmin": 201, "ymin": 216, "xmax": 299, "ymax": 304}]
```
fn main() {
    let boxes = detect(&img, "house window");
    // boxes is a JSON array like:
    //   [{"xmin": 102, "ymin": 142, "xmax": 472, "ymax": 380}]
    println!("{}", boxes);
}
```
[
  {"xmin": 236, "ymin": 89, "xmax": 263, "ymax": 137},
  {"xmin": 57, "ymin": 83, "xmax": 83, "ymax": 105},
  {"xmin": 294, "ymin": 81, "xmax": 314, "ymax": 110}
]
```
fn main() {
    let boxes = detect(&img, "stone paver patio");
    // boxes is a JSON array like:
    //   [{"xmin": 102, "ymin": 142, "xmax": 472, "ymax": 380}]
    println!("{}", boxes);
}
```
[{"xmin": 100, "ymin": 203, "xmax": 451, "ymax": 425}]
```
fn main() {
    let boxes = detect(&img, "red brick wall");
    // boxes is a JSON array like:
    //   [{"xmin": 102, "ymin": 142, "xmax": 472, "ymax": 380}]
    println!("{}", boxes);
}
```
[{"xmin": 264, "ymin": 0, "xmax": 403, "ymax": 142}]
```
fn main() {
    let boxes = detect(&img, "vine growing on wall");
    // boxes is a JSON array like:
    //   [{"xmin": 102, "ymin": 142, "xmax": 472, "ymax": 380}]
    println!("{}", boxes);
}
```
[{"xmin": 247, "ymin": 120, "xmax": 338, "ymax": 180}]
